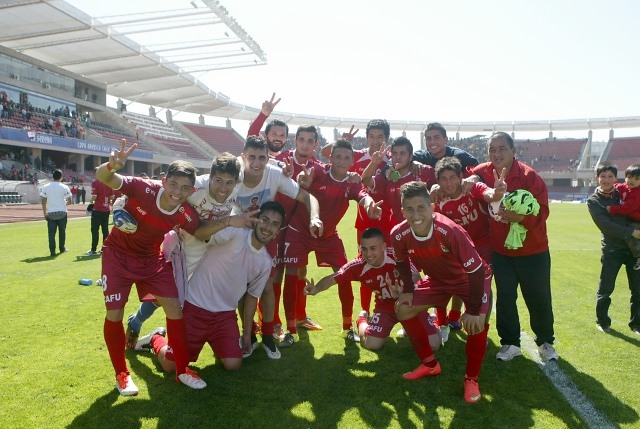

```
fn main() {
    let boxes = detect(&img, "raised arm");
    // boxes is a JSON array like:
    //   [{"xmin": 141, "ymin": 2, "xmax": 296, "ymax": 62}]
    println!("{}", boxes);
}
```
[{"xmin": 96, "ymin": 139, "xmax": 137, "ymax": 190}]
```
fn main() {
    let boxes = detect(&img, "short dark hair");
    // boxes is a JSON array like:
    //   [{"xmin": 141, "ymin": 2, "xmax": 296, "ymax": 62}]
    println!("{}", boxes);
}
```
[
  {"xmin": 330, "ymin": 138, "xmax": 354, "ymax": 154},
  {"xmin": 259, "ymin": 200, "xmax": 286, "ymax": 223},
  {"xmin": 361, "ymin": 227, "xmax": 384, "ymax": 241},
  {"xmin": 295, "ymin": 125, "xmax": 318, "ymax": 141},
  {"xmin": 595, "ymin": 161, "xmax": 617, "ymax": 177},
  {"xmin": 426, "ymin": 122, "xmax": 447, "ymax": 139},
  {"xmin": 625, "ymin": 164, "xmax": 640, "ymax": 178},
  {"xmin": 52, "ymin": 169, "xmax": 62, "ymax": 180},
  {"xmin": 435, "ymin": 156, "xmax": 463, "ymax": 179},
  {"xmin": 400, "ymin": 181, "xmax": 430, "ymax": 203},
  {"xmin": 210, "ymin": 152, "xmax": 241, "ymax": 179},
  {"xmin": 488, "ymin": 132, "xmax": 515, "ymax": 149},
  {"xmin": 366, "ymin": 119, "xmax": 390, "ymax": 139},
  {"xmin": 391, "ymin": 136, "xmax": 413, "ymax": 156},
  {"xmin": 265, "ymin": 119, "xmax": 289, "ymax": 136},
  {"xmin": 244, "ymin": 135, "xmax": 268, "ymax": 152},
  {"xmin": 166, "ymin": 160, "xmax": 197, "ymax": 185}
]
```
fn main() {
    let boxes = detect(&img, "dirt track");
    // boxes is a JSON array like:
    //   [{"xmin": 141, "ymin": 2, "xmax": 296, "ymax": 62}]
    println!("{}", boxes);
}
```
[{"xmin": 0, "ymin": 204, "xmax": 90, "ymax": 224}]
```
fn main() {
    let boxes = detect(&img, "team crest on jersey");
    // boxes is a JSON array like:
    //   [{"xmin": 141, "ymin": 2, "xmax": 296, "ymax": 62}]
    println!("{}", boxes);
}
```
[
  {"xmin": 482, "ymin": 292, "xmax": 488, "ymax": 303},
  {"xmin": 440, "ymin": 244, "xmax": 449, "ymax": 253},
  {"xmin": 393, "ymin": 269, "xmax": 400, "ymax": 279}
]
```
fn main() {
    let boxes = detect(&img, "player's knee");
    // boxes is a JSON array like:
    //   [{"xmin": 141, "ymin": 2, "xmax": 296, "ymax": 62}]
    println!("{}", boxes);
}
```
[
  {"xmin": 222, "ymin": 358, "xmax": 242, "ymax": 371},
  {"xmin": 361, "ymin": 336, "xmax": 384, "ymax": 350}
]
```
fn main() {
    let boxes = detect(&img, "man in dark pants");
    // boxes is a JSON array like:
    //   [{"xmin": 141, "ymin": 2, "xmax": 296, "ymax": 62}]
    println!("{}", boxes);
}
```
[
  {"xmin": 87, "ymin": 168, "xmax": 114, "ymax": 255},
  {"xmin": 40, "ymin": 169, "xmax": 72, "ymax": 256},
  {"xmin": 587, "ymin": 161, "xmax": 640, "ymax": 334}
]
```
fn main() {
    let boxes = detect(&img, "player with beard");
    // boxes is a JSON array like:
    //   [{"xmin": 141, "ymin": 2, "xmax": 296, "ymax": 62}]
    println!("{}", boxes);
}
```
[{"xmin": 247, "ymin": 93, "xmax": 289, "ymax": 157}]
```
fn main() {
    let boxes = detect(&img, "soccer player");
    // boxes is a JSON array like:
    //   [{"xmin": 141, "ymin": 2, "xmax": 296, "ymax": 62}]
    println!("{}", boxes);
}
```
[
  {"xmin": 281, "ymin": 139, "xmax": 383, "ymax": 346},
  {"xmin": 136, "ymin": 202, "xmax": 285, "ymax": 372},
  {"xmin": 247, "ymin": 92, "xmax": 288, "ymax": 157},
  {"xmin": 471, "ymin": 132, "xmax": 558, "ymax": 362},
  {"xmin": 413, "ymin": 122, "xmax": 479, "ymax": 170},
  {"xmin": 431, "ymin": 157, "xmax": 506, "ymax": 339},
  {"xmin": 86, "ymin": 167, "xmax": 114, "ymax": 255},
  {"xmin": 392, "ymin": 181, "xmax": 491, "ymax": 404},
  {"xmin": 96, "ymin": 139, "xmax": 206, "ymax": 396},
  {"xmin": 587, "ymin": 162, "xmax": 640, "ymax": 334},
  {"xmin": 304, "ymin": 227, "xmax": 441, "ymax": 351}
]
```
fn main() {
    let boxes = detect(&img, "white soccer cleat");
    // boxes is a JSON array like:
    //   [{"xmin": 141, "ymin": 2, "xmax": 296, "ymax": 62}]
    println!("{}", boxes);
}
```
[
  {"xmin": 177, "ymin": 368, "xmax": 206, "ymax": 389},
  {"xmin": 116, "ymin": 372, "xmax": 139, "ymax": 396}
]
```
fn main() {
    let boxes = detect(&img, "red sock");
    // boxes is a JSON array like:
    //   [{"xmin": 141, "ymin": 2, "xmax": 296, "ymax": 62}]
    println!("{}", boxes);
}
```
[
  {"xmin": 295, "ymin": 279, "xmax": 307, "ymax": 321},
  {"xmin": 448, "ymin": 308, "xmax": 462, "ymax": 323},
  {"xmin": 151, "ymin": 334, "xmax": 169, "ymax": 356},
  {"xmin": 435, "ymin": 307, "xmax": 447, "ymax": 326},
  {"xmin": 282, "ymin": 273, "xmax": 298, "ymax": 334},
  {"xmin": 104, "ymin": 318, "xmax": 127, "ymax": 375},
  {"xmin": 262, "ymin": 321, "xmax": 274, "ymax": 337},
  {"xmin": 401, "ymin": 315, "xmax": 435, "ymax": 363},
  {"xmin": 337, "ymin": 279, "xmax": 354, "ymax": 327},
  {"xmin": 166, "ymin": 317, "xmax": 189, "ymax": 375},
  {"xmin": 465, "ymin": 324, "xmax": 489, "ymax": 379},
  {"xmin": 359, "ymin": 285, "xmax": 372, "ymax": 313},
  {"xmin": 273, "ymin": 282, "xmax": 282, "ymax": 325}
]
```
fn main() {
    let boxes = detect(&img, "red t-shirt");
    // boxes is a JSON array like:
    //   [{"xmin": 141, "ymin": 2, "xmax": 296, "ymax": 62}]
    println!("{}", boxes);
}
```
[
  {"xmin": 274, "ymin": 149, "xmax": 321, "ymax": 226},
  {"xmin": 104, "ymin": 177, "xmax": 199, "ymax": 257},
  {"xmin": 610, "ymin": 183, "xmax": 640, "ymax": 222},
  {"xmin": 435, "ymin": 182, "xmax": 491, "ymax": 247},
  {"xmin": 91, "ymin": 179, "xmax": 114, "ymax": 212},
  {"xmin": 352, "ymin": 149, "xmax": 390, "ymax": 235}
]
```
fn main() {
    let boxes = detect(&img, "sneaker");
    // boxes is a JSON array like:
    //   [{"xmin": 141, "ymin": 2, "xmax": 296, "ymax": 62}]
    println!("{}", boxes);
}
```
[
  {"xmin": 262, "ymin": 343, "xmax": 281, "ymax": 359},
  {"xmin": 343, "ymin": 329, "xmax": 360, "ymax": 342},
  {"xmin": 279, "ymin": 332, "xmax": 298, "ymax": 348},
  {"xmin": 538, "ymin": 343, "xmax": 559, "ymax": 361},
  {"xmin": 273, "ymin": 324, "xmax": 286, "ymax": 341},
  {"xmin": 439, "ymin": 325, "xmax": 450, "ymax": 344},
  {"xmin": 85, "ymin": 250, "xmax": 98, "ymax": 255},
  {"xmin": 242, "ymin": 334, "xmax": 259, "ymax": 358},
  {"xmin": 448, "ymin": 320, "xmax": 462, "ymax": 330},
  {"xmin": 464, "ymin": 378, "xmax": 481, "ymax": 403},
  {"xmin": 634, "ymin": 259, "xmax": 640, "ymax": 271},
  {"xmin": 596, "ymin": 324, "xmax": 611, "ymax": 333},
  {"xmin": 402, "ymin": 361, "xmax": 442, "ymax": 380},
  {"xmin": 135, "ymin": 327, "xmax": 166, "ymax": 351},
  {"xmin": 631, "ymin": 326, "xmax": 640, "ymax": 335},
  {"xmin": 177, "ymin": 368, "xmax": 207, "ymax": 389},
  {"xmin": 496, "ymin": 345, "xmax": 522, "ymax": 361},
  {"xmin": 396, "ymin": 327, "xmax": 406, "ymax": 338},
  {"xmin": 297, "ymin": 317, "xmax": 323, "ymax": 331},
  {"xmin": 115, "ymin": 372, "xmax": 139, "ymax": 396},
  {"xmin": 125, "ymin": 314, "xmax": 139, "ymax": 350}
]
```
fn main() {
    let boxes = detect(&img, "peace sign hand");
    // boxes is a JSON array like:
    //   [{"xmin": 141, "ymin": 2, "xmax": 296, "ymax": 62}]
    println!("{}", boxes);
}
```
[
  {"xmin": 261, "ymin": 92, "xmax": 281, "ymax": 116},
  {"xmin": 341, "ymin": 125, "xmax": 360, "ymax": 142},
  {"xmin": 371, "ymin": 144, "xmax": 388, "ymax": 165},
  {"xmin": 367, "ymin": 199, "xmax": 384, "ymax": 220},
  {"xmin": 110, "ymin": 139, "xmax": 137, "ymax": 171},
  {"xmin": 304, "ymin": 278, "xmax": 319, "ymax": 296},
  {"xmin": 282, "ymin": 157, "xmax": 294, "ymax": 178},
  {"xmin": 493, "ymin": 167, "xmax": 508, "ymax": 198},
  {"xmin": 297, "ymin": 166, "xmax": 314, "ymax": 189}
]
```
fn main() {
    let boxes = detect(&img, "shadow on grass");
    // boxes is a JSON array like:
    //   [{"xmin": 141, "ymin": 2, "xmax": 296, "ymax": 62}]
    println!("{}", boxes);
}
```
[
  {"xmin": 608, "ymin": 328, "xmax": 640, "ymax": 347},
  {"xmin": 22, "ymin": 254, "xmax": 57, "ymax": 263},
  {"xmin": 73, "ymin": 254, "xmax": 102, "ymax": 262},
  {"xmin": 66, "ymin": 331, "xmax": 634, "ymax": 429}
]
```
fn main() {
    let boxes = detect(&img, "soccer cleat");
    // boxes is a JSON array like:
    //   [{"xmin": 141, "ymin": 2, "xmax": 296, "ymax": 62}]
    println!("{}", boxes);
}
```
[
  {"xmin": 396, "ymin": 327, "xmax": 406, "ymax": 338},
  {"xmin": 297, "ymin": 317, "xmax": 323, "ymax": 331},
  {"xmin": 402, "ymin": 361, "xmax": 442, "ymax": 380},
  {"xmin": 125, "ymin": 314, "xmax": 139, "ymax": 350},
  {"xmin": 273, "ymin": 324, "xmax": 286, "ymax": 341},
  {"xmin": 262, "ymin": 343, "xmax": 281, "ymax": 359},
  {"xmin": 342, "ymin": 329, "xmax": 360, "ymax": 342},
  {"xmin": 464, "ymin": 378, "xmax": 482, "ymax": 403},
  {"xmin": 538, "ymin": 343, "xmax": 559, "ymax": 361},
  {"xmin": 177, "ymin": 368, "xmax": 207, "ymax": 389},
  {"xmin": 634, "ymin": 259, "xmax": 640, "ymax": 271},
  {"xmin": 439, "ymin": 325, "xmax": 450, "ymax": 344},
  {"xmin": 135, "ymin": 327, "xmax": 166, "ymax": 351},
  {"xmin": 596, "ymin": 324, "xmax": 611, "ymax": 333},
  {"xmin": 85, "ymin": 250, "xmax": 98, "ymax": 255},
  {"xmin": 496, "ymin": 345, "xmax": 522, "ymax": 361},
  {"xmin": 116, "ymin": 372, "xmax": 139, "ymax": 396},
  {"xmin": 242, "ymin": 334, "xmax": 259, "ymax": 358},
  {"xmin": 448, "ymin": 320, "xmax": 462, "ymax": 330},
  {"xmin": 279, "ymin": 332, "xmax": 298, "ymax": 348}
]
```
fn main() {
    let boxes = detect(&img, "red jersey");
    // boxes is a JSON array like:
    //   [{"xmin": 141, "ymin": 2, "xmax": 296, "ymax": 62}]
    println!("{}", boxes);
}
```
[
  {"xmin": 391, "ymin": 213, "xmax": 484, "ymax": 313},
  {"xmin": 610, "ymin": 183, "xmax": 640, "ymax": 222},
  {"xmin": 248, "ymin": 112, "xmax": 268, "ymax": 137},
  {"xmin": 274, "ymin": 149, "xmax": 321, "ymax": 226},
  {"xmin": 91, "ymin": 179, "xmax": 114, "ymax": 213},
  {"xmin": 333, "ymin": 253, "xmax": 403, "ymax": 311},
  {"xmin": 352, "ymin": 149, "xmax": 390, "ymax": 234},
  {"xmin": 473, "ymin": 160, "xmax": 549, "ymax": 256},
  {"xmin": 435, "ymin": 182, "xmax": 491, "ymax": 247},
  {"xmin": 104, "ymin": 177, "xmax": 199, "ymax": 257},
  {"xmin": 289, "ymin": 163, "xmax": 369, "ymax": 239},
  {"xmin": 370, "ymin": 166, "xmax": 436, "ymax": 226}
]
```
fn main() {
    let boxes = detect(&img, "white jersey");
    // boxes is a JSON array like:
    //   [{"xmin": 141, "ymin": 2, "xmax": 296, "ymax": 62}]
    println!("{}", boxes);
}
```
[
  {"xmin": 186, "ymin": 228, "xmax": 272, "ymax": 312},
  {"xmin": 40, "ymin": 181, "xmax": 72, "ymax": 213},
  {"xmin": 235, "ymin": 163, "xmax": 299, "ymax": 214}
]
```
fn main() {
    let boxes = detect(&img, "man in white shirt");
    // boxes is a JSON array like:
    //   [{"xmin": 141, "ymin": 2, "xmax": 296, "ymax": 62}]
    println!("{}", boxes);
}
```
[{"xmin": 40, "ymin": 169, "xmax": 72, "ymax": 256}]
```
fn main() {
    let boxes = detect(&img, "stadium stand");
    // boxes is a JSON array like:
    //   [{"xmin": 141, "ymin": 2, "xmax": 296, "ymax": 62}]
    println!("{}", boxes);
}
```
[
  {"xmin": 603, "ymin": 137, "xmax": 640, "ymax": 170},
  {"xmin": 179, "ymin": 122, "xmax": 246, "ymax": 156},
  {"xmin": 516, "ymin": 138, "xmax": 586, "ymax": 172}
]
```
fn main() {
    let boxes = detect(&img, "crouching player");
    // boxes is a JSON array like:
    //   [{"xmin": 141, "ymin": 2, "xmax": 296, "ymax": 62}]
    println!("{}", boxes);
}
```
[
  {"xmin": 137, "ymin": 202, "xmax": 285, "ymax": 372},
  {"xmin": 304, "ymin": 227, "xmax": 441, "ymax": 350},
  {"xmin": 393, "ymin": 182, "xmax": 492, "ymax": 403}
]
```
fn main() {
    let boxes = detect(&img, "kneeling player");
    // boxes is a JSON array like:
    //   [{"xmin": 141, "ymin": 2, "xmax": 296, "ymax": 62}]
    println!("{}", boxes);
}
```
[{"xmin": 305, "ymin": 227, "xmax": 441, "ymax": 350}]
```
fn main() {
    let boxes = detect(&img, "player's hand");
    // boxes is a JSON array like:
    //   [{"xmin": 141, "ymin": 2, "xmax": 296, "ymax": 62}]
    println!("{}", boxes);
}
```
[
  {"xmin": 429, "ymin": 184, "xmax": 445, "ymax": 204},
  {"xmin": 410, "ymin": 161, "xmax": 424, "ymax": 176},
  {"xmin": 460, "ymin": 313, "xmax": 482, "ymax": 335},
  {"xmin": 493, "ymin": 168, "xmax": 507, "ymax": 198},
  {"xmin": 229, "ymin": 211, "xmax": 260, "ymax": 228},
  {"xmin": 341, "ymin": 125, "xmax": 359, "ymax": 142},
  {"xmin": 371, "ymin": 144, "xmax": 387, "ymax": 165},
  {"xmin": 633, "ymin": 229, "xmax": 640, "ymax": 239},
  {"xmin": 366, "ymin": 200, "xmax": 383, "ymax": 220},
  {"xmin": 304, "ymin": 278, "xmax": 319, "ymax": 296},
  {"xmin": 606, "ymin": 206, "xmax": 611, "ymax": 213},
  {"xmin": 282, "ymin": 157, "xmax": 294, "ymax": 178},
  {"xmin": 346, "ymin": 172, "xmax": 362, "ymax": 183},
  {"xmin": 297, "ymin": 166, "xmax": 314, "ymax": 189},
  {"xmin": 109, "ymin": 138, "xmax": 137, "ymax": 171},
  {"xmin": 309, "ymin": 217, "xmax": 324, "ymax": 238},
  {"xmin": 241, "ymin": 333, "xmax": 253, "ymax": 354},
  {"xmin": 395, "ymin": 292, "xmax": 413, "ymax": 312},
  {"xmin": 389, "ymin": 280, "xmax": 403, "ymax": 299},
  {"xmin": 261, "ymin": 92, "xmax": 281, "ymax": 116},
  {"xmin": 498, "ymin": 207, "xmax": 524, "ymax": 223}
]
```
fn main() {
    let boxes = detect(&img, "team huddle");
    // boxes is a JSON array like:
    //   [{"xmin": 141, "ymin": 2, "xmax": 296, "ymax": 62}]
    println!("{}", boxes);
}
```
[{"xmin": 95, "ymin": 94, "xmax": 562, "ymax": 404}]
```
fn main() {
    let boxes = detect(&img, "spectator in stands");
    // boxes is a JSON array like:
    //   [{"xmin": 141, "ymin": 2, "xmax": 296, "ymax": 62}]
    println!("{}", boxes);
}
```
[
  {"xmin": 471, "ymin": 132, "xmax": 558, "ymax": 362},
  {"xmin": 413, "ymin": 122, "xmax": 478, "ymax": 170},
  {"xmin": 588, "ymin": 162, "xmax": 640, "ymax": 335},
  {"xmin": 607, "ymin": 164, "xmax": 640, "ymax": 271},
  {"xmin": 40, "ymin": 169, "xmax": 72, "ymax": 257}
]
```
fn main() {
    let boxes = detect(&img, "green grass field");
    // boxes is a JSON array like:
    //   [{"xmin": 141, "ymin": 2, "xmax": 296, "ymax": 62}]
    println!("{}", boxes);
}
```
[{"xmin": 1, "ymin": 203, "xmax": 639, "ymax": 429}]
